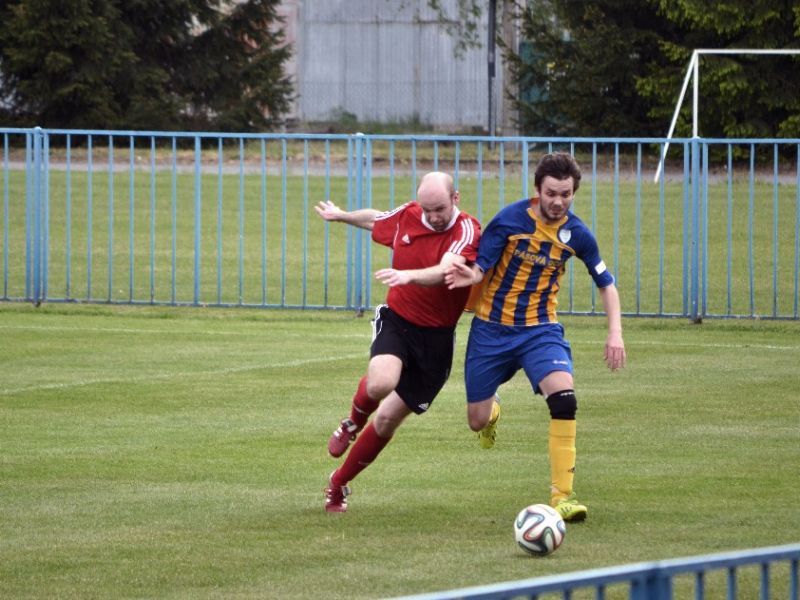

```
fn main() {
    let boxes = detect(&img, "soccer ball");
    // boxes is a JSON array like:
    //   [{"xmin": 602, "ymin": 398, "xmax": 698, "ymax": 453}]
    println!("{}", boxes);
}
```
[{"xmin": 513, "ymin": 504, "xmax": 566, "ymax": 556}]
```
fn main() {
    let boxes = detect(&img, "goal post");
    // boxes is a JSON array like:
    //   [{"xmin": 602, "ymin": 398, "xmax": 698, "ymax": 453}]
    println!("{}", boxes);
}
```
[{"xmin": 654, "ymin": 48, "xmax": 800, "ymax": 182}]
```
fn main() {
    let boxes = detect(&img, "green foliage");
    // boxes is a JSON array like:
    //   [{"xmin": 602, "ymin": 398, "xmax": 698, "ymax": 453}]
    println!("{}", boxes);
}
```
[
  {"xmin": 0, "ymin": 0, "xmax": 292, "ymax": 131},
  {"xmin": 506, "ymin": 0, "xmax": 800, "ymax": 137},
  {"xmin": 0, "ymin": 0, "xmax": 136, "ymax": 127},
  {"xmin": 647, "ymin": 0, "xmax": 800, "ymax": 138},
  {"xmin": 178, "ymin": 0, "xmax": 293, "ymax": 132},
  {"xmin": 505, "ymin": 0, "xmax": 672, "ymax": 136}
]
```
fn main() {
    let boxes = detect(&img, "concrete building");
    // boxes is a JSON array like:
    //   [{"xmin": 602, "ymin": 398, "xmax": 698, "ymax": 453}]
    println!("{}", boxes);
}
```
[{"xmin": 277, "ymin": 0, "xmax": 519, "ymax": 133}]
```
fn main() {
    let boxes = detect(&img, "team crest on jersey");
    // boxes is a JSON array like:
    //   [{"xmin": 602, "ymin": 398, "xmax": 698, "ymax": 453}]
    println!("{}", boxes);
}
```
[
  {"xmin": 401, "ymin": 233, "xmax": 412, "ymax": 244},
  {"xmin": 558, "ymin": 228, "xmax": 571, "ymax": 244}
]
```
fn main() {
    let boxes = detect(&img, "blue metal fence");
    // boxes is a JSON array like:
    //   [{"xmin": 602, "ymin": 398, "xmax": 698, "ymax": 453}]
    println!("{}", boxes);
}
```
[
  {"xmin": 392, "ymin": 543, "xmax": 800, "ymax": 600},
  {"xmin": 2, "ymin": 127, "xmax": 800, "ymax": 320}
]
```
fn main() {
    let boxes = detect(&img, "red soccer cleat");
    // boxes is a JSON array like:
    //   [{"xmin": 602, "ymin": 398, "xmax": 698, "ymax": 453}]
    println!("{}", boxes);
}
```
[
  {"xmin": 324, "ymin": 472, "xmax": 351, "ymax": 513},
  {"xmin": 327, "ymin": 418, "xmax": 360, "ymax": 458}
]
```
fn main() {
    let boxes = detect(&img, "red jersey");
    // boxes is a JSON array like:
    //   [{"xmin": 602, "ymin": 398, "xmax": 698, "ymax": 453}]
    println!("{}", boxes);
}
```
[{"xmin": 372, "ymin": 202, "xmax": 481, "ymax": 328}]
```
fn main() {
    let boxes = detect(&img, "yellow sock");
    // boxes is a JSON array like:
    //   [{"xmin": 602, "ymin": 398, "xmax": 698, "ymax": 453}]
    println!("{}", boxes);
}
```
[{"xmin": 549, "ymin": 419, "xmax": 577, "ymax": 503}]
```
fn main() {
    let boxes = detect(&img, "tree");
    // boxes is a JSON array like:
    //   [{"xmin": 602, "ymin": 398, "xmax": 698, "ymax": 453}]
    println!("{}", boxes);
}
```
[
  {"xmin": 0, "ymin": 0, "xmax": 137, "ymax": 128},
  {"xmin": 420, "ymin": 0, "xmax": 678, "ymax": 136},
  {"xmin": 178, "ymin": 0, "xmax": 293, "ymax": 132},
  {"xmin": 504, "ymin": 0, "xmax": 800, "ymax": 137},
  {"xmin": 389, "ymin": 0, "xmax": 800, "ymax": 137},
  {"xmin": 0, "ymin": 0, "xmax": 292, "ymax": 131},
  {"xmin": 503, "ymin": 0, "xmax": 677, "ymax": 136},
  {"xmin": 639, "ymin": 0, "xmax": 800, "ymax": 138}
]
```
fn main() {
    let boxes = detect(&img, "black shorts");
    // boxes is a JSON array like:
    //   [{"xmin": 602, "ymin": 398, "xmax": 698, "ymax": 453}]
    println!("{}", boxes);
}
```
[{"xmin": 370, "ymin": 304, "xmax": 456, "ymax": 414}]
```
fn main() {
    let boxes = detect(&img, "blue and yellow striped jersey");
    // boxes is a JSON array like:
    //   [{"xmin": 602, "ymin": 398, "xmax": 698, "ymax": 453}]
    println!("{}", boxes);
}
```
[{"xmin": 474, "ymin": 198, "xmax": 614, "ymax": 326}]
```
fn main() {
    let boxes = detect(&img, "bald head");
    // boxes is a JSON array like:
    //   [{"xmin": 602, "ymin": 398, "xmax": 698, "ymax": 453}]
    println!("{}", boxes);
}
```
[
  {"xmin": 416, "ymin": 171, "xmax": 459, "ymax": 231},
  {"xmin": 417, "ymin": 171, "xmax": 455, "ymax": 200}
]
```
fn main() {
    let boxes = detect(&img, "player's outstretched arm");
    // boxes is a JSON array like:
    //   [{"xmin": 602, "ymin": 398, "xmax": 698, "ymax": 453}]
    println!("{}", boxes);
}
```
[
  {"xmin": 375, "ymin": 252, "xmax": 466, "ymax": 287},
  {"xmin": 598, "ymin": 284, "xmax": 626, "ymax": 371},
  {"xmin": 314, "ymin": 200, "xmax": 381, "ymax": 231},
  {"xmin": 444, "ymin": 261, "xmax": 483, "ymax": 289}
]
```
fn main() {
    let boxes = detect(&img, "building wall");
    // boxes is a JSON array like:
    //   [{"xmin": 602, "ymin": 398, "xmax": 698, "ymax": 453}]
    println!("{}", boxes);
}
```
[{"xmin": 279, "ymin": 0, "xmax": 511, "ymax": 132}]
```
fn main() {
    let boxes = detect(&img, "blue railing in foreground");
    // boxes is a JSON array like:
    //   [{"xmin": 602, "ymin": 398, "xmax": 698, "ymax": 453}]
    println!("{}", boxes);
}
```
[
  {"xmin": 2, "ymin": 128, "xmax": 800, "ymax": 319},
  {"xmin": 392, "ymin": 543, "xmax": 800, "ymax": 600}
]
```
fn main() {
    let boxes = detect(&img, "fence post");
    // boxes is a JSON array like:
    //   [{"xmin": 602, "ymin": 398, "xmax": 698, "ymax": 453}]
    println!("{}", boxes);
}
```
[
  {"xmin": 24, "ymin": 131, "xmax": 32, "ymax": 300},
  {"xmin": 631, "ymin": 566, "xmax": 672, "ymax": 600},
  {"xmin": 345, "ymin": 136, "xmax": 353, "ymax": 310},
  {"xmin": 521, "ymin": 141, "xmax": 529, "ymax": 199},
  {"xmin": 353, "ymin": 132, "xmax": 366, "ymax": 315},
  {"xmin": 30, "ymin": 127, "xmax": 45, "ymax": 306},
  {"xmin": 193, "ymin": 136, "xmax": 202, "ymax": 306},
  {"xmin": 701, "ymin": 141, "xmax": 709, "ymax": 320},
  {"xmin": 689, "ymin": 138, "xmax": 701, "ymax": 323}
]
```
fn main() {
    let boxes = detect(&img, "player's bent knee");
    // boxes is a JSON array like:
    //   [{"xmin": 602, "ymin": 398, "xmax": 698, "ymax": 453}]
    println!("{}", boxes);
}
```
[
  {"xmin": 366, "ymin": 379, "xmax": 395, "ymax": 401},
  {"xmin": 372, "ymin": 412, "xmax": 401, "ymax": 438},
  {"xmin": 546, "ymin": 389, "xmax": 577, "ymax": 420},
  {"xmin": 467, "ymin": 403, "xmax": 491, "ymax": 431},
  {"xmin": 467, "ymin": 414, "xmax": 485, "ymax": 432}
]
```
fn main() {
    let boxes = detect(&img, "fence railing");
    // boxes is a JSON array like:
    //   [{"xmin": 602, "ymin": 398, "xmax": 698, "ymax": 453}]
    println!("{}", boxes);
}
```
[
  {"xmin": 392, "ymin": 543, "xmax": 800, "ymax": 600},
  {"xmin": 2, "ymin": 127, "xmax": 800, "ymax": 320}
]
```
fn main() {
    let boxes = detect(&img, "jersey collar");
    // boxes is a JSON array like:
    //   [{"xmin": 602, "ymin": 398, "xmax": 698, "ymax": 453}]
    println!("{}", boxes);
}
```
[
  {"xmin": 421, "ymin": 207, "xmax": 461, "ymax": 231},
  {"xmin": 528, "ymin": 198, "xmax": 568, "ymax": 228}
]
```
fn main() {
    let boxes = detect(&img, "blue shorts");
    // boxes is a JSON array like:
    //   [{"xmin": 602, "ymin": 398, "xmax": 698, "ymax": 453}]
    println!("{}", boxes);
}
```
[{"xmin": 464, "ymin": 317, "xmax": 573, "ymax": 402}]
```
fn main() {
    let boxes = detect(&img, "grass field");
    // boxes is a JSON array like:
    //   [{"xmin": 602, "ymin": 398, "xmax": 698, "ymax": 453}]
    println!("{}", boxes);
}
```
[{"xmin": 1, "ymin": 302, "xmax": 799, "ymax": 598}]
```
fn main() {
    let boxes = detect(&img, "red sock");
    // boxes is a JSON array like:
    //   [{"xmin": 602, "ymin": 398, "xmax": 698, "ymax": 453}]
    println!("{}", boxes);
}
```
[
  {"xmin": 332, "ymin": 422, "xmax": 391, "ymax": 485},
  {"xmin": 349, "ymin": 376, "xmax": 379, "ymax": 429}
]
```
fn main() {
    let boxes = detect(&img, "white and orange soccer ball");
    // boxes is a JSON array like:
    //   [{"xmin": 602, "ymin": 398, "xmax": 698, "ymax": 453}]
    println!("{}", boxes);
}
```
[{"xmin": 513, "ymin": 504, "xmax": 566, "ymax": 556}]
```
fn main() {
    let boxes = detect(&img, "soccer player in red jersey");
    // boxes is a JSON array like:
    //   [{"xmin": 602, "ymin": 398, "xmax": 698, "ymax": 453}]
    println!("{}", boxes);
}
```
[{"xmin": 315, "ymin": 171, "xmax": 481, "ymax": 513}]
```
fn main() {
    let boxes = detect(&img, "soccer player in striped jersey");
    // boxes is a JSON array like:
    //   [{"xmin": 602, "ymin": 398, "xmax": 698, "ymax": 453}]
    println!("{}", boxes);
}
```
[
  {"xmin": 445, "ymin": 152, "xmax": 626, "ymax": 522},
  {"xmin": 315, "ymin": 171, "xmax": 481, "ymax": 513}
]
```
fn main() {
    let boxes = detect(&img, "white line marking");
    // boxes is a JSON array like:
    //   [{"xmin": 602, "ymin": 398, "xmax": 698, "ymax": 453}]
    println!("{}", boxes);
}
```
[
  {"xmin": 0, "ymin": 353, "xmax": 365, "ymax": 396},
  {"xmin": 3, "ymin": 325, "xmax": 795, "ymax": 350},
  {"xmin": 0, "ymin": 324, "xmax": 368, "ymax": 339},
  {"xmin": 624, "ymin": 340, "xmax": 800, "ymax": 351},
  {"xmin": 564, "ymin": 339, "xmax": 799, "ymax": 351}
]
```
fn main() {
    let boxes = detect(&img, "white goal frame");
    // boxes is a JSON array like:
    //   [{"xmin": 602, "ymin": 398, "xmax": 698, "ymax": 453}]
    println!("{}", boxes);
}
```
[{"xmin": 654, "ymin": 48, "xmax": 800, "ymax": 182}]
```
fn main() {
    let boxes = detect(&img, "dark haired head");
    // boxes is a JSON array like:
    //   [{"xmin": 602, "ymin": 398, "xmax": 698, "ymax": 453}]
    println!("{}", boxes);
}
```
[{"xmin": 534, "ymin": 152, "xmax": 582, "ymax": 194}]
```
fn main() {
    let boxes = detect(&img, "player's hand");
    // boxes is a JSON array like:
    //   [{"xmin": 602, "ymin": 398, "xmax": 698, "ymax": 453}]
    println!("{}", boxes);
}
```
[
  {"xmin": 314, "ymin": 200, "xmax": 344, "ymax": 222},
  {"xmin": 604, "ymin": 332, "xmax": 626, "ymax": 371},
  {"xmin": 444, "ymin": 261, "xmax": 476, "ymax": 289},
  {"xmin": 374, "ymin": 268, "xmax": 411, "ymax": 287}
]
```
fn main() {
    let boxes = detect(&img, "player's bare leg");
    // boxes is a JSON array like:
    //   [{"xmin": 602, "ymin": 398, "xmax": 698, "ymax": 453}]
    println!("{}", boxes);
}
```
[
  {"xmin": 326, "ymin": 392, "xmax": 412, "ymax": 512},
  {"xmin": 328, "ymin": 354, "xmax": 402, "ymax": 457},
  {"xmin": 467, "ymin": 395, "xmax": 501, "ymax": 449}
]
